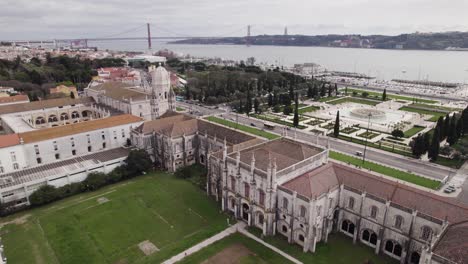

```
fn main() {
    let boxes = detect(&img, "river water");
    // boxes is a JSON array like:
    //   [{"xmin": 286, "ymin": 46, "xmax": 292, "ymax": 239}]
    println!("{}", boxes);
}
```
[{"xmin": 89, "ymin": 39, "xmax": 468, "ymax": 83}]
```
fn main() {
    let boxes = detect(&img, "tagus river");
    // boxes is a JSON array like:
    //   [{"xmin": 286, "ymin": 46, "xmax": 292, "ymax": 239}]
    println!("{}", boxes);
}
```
[{"xmin": 90, "ymin": 39, "xmax": 468, "ymax": 83}]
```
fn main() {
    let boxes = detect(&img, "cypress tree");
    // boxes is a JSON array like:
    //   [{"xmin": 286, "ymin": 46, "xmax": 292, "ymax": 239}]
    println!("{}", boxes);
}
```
[
  {"xmin": 293, "ymin": 93, "xmax": 299, "ymax": 127},
  {"xmin": 443, "ymin": 114, "xmax": 451, "ymax": 141},
  {"xmin": 447, "ymin": 115, "xmax": 458, "ymax": 145},
  {"xmin": 328, "ymin": 85, "xmax": 332, "ymax": 97},
  {"xmin": 382, "ymin": 88, "xmax": 387, "ymax": 101},
  {"xmin": 320, "ymin": 83, "xmax": 326, "ymax": 97},
  {"xmin": 333, "ymin": 111, "xmax": 340, "ymax": 137},
  {"xmin": 273, "ymin": 90, "xmax": 278, "ymax": 106},
  {"xmin": 428, "ymin": 127, "xmax": 440, "ymax": 161},
  {"xmin": 268, "ymin": 93, "xmax": 273, "ymax": 106},
  {"xmin": 335, "ymin": 83, "xmax": 339, "ymax": 95},
  {"xmin": 254, "ymin": 98, "xmax": 260, "ymax": 114},
  {"xmin": 436, "ymin": 116, "xmax": 444, "ymax": 141},
  {"xmin": 423, "ymin": 132, "xmax": 431, "ymax": 153},
  {"xmin": 312, "ymin": 84, "xmax": 318, "ymax": 99},
  {"xmin": 245, "ymin": 89, "xmax": 252, "ymax": 115},
  {"xmin": 462, "ymin": 106, "xmax": 468, "ymax": 134},
  {"xmin": 456, "ymin": 115, "xmax": 463, "ymax": 139},
  {"xmin": 238, "ymin": 100, "xmax": 243, "ymax": 113},
  {"xmin": 307, "ymin": 84, "xmax": 313, "ymax": 98}
]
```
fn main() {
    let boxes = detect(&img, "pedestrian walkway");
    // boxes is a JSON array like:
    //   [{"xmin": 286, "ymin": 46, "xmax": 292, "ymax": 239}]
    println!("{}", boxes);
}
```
[
  {"xmin": 238, "ymin": 227, "xmax": 303, "ymax": 264},
  {"xmin": 161, "ymin": 221, "xmax": 303, "ymax": 264},
  {"xmin": 161, "ymin": 222, "xmax": 240, "ymax": 264}
]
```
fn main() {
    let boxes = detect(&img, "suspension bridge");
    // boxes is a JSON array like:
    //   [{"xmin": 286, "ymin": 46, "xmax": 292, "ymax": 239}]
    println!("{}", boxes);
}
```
[{"xmin": 4, "ymin": 23, "xmax": 288, "ymax": 49}]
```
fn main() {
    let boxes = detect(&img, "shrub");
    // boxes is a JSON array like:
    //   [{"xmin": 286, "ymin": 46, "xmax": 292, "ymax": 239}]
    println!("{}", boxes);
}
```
[
  {"xmin": 82, "ymin": 172, "xmax": 107, "ymax": 191},
  {"xmin": 29, "ymin": 185, "xmax": 58, "ymax": 206},
  {"xmin": 124, "ymin": 149, "xmax": 153, "ymax": 177}
]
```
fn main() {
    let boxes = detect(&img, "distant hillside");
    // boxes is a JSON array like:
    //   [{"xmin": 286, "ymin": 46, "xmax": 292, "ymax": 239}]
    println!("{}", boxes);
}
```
[{"xmin": 170, "ymin": 31, "xmax": 468, "ymax": 50}]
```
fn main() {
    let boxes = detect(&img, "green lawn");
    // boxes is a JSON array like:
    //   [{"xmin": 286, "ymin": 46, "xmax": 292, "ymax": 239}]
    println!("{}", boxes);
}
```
[
  {"xmin": 251, "ymin": 114, "xmax": 307, "ymax": 129},
  {"xmin": 298, "ymin": 105, "xmax": 320, "ymax": 114},
  {"xmin": 179, "ymin": 233, "xmax": 292, "ymax": 264},
  {"xmin": 176, "ymin": 107, "xmax": 185, "ymax": 111},
  {"xmin": 205, "ymin": 116, "xmax": 280, "ymax": 140},
  {"xmin": 318, "ymin": 96, "xmax": 339, "ymax": 102},
  {"xmin": 404, "ymin": 126, "xmax": 425, "ymax": 138},
  {"xmin": 329, "ymin": 151, "xmax": 441, "ymax": 190},
  {"xmin": 343, "ymin": 88, "xmax": 438, "ymax": 104},
  {"xmin": 1, "ymin": 173, "xmax": 230, "ymax": 264},
  {"xmin": 358, "ymin": 131, "xmax": 380, "ymax": 139},
  {"xmin": 327, "ymin": 97, "xmax": 380, "ymax": 106},
  {"xmin": 247, "ymin": 228, "xmax": 396, "ymax": 264},
  {"xmin": 399, "ymin": 106, "xmax": 446, "ymax": 122}
]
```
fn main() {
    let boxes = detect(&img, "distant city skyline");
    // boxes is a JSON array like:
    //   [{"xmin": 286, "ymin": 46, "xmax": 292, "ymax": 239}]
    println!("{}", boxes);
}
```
[{"xmin": 1, "ymin": 0, "xmax": 468, "ymax": 40}]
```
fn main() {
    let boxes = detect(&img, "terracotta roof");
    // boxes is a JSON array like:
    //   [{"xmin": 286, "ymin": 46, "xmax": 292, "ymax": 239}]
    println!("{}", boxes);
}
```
[
  {"xmin": 282, "ymin": 163, "xmax": 340, "ymax": 198},
  {"xmin": 0, "ymin": 134, "xmax": 20, "ymax": 148},
  {"xmin": 229, "ymin": 138, "xmax": 323, "ymax": 171},
  {"xmin": 136, "ymin": 114, "xmax": 255, "ymax": 145},
  {"xmin": 198, "ymin": 120, "xmax": 255, "ymax": 145},
  {"xmin": 0, "ymin": 94, "xmax": 29, "ymax": 105},
  {"xmin": 433, "ymin": 221, "xmax": 468, "ymax": 264},
  {"xmin": 281, "ymin": 162, "xmax": 468, "ymax": 223},
  {"xmin": 89, "ymin": 82, "xmax": 147, "ymax": 101},
  {"xmin": 0, "ymin": 97, "xmax": 94, "ymax": 115},
  {"xmin": 19, "ymin": 114, "xmax": 142, "ymax": 143}
]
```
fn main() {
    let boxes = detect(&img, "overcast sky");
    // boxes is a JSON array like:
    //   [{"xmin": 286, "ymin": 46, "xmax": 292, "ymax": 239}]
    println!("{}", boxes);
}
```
[{"xmin": 2, "ymin": 0, "xmax": 468, "ymax": 40}]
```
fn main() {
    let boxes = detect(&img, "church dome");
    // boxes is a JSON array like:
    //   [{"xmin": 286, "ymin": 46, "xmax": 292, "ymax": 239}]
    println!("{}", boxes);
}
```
[{"xmin": 151, "ymin": 65, "xmax": 170, "ymax": 88}]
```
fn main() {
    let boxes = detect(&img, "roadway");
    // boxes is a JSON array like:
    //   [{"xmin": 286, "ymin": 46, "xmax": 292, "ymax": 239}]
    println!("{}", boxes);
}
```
[{"xmin": 177, "ymin": 101, "xmax": 454, "ymax": 181}]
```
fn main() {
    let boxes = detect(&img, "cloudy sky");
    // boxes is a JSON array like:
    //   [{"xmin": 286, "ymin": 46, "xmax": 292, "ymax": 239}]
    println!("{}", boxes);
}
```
[{"xmin": 2, "ymin": 0, "xmax": 468, "ymax": 40}]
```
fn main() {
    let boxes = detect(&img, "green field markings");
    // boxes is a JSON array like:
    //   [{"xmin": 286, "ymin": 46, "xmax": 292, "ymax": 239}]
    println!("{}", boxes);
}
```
[
  {"xmin": 329, "ymin": 151, "xmax": 441, "ymax": 190},
  {"xmin": 205, "ymin": 116, "xmax": 279, "ymax": 140},
  {"xmin": 342, "ymin": 88, "xmax": 438, "ymax": 104},
  {"xmin": 1, "ymin": 173, "xmax": 230, "ymax": 264},
  {"xmin": 327, "ymin": 97, "xmax": 380, "ymax": 106}
]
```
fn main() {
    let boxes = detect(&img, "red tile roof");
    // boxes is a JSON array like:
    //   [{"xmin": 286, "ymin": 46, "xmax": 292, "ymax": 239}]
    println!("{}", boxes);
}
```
[
  {"xmin": 0, "ymin": 94, "xmax": 29, "ymax": 105},
  {"xmin": 0, "ymin": 134, "xmax": 21, "ymax": 148},
  {"xmin": 433, "ymin": 221, "xmax": 468, "ymax": 263}
]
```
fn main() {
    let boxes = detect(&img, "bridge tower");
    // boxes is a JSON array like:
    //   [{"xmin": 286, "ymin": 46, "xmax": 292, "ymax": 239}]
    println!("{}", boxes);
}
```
[
  {"xmin": 246, "ymin": 25, "xmax": 251, "ymax": 47},
  {"xmin": 147, "ymin": 23, "xmax": 152, "ymax": 50}
]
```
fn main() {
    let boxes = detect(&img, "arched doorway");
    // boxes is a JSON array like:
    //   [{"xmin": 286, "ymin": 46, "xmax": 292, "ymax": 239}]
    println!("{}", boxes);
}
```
[
  {"xmin": 242, "ymin": 203, "xmax": 250, "ymax": 221},
  {"xmin": 410, "ymin": 252, "xmax": 420, "ymax": 264},
  {"xmin": 332, "ymin": 209, "xmax": 339, "ymax": 230}
]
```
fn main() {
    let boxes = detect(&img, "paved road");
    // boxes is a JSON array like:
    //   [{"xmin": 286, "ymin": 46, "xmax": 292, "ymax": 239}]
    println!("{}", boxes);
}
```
[{"xmin": 178, "ymin": 102, "xmax": 454, "ymax": 181}]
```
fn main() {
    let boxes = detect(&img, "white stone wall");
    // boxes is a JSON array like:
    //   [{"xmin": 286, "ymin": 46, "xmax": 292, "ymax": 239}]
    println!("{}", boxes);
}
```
[{"xmin": 0, "ymin": 144, "xmax": 27, "ymax": 174}]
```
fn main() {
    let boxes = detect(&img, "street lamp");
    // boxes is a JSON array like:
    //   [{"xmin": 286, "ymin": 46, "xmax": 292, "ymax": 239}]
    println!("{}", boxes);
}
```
[{"xmin": 362, "ymin": 113, "xmax": 372, "ymax": 164}]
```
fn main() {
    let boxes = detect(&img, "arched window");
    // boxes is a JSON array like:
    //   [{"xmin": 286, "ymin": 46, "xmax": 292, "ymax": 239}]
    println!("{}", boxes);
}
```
[
  {"xmin": 258, "ymin": 190, "xmax": 265, "ymax": 206},
  {"xmin": 230, "ymin": 177, "xmax": 236, "ymax": 192},
  {"xmin": 300, "ymin": 205, "xmax": 306, "ymax": 217},
  {"xmin": 48, "ymin": 115, "xmax": 58, "ymax": 122},
  {"xmin": 341, "ymin": 219, "xmax": 355, "ymax": 234},
  {"xmin": 348, "ymin": 197, "xmax": 355, "ymax": 210},
  {"xmin": 421, "ymin": 226, "xmax": 432, "ymax": 241},
  {"xmin": 258, "ymin": 213, "xmax": 264, "ymax": 225},
  {"xmin": 60, "ymin": 113, "xmax": 69, "ymax": 120},
  {"xmin": 362, "ymin": 230, "xmax": 370, "ymax": 241},
  {"xmin": 71, "ymin": 111, "xmax": 79, "ymax": 119},
  {"xmin": 244, "ymin": 182, "xmax": 250, "ymax": 197},
  {"xmin": 230, "ymin": 197, "xmax": 236, "ymax": 209},
  {"xmin": 410, "ymin": 252, "xmax": 421, "ymax": 264},
  {"xmin": 385, "ymin": 240, "xmax": 402, "ymax": 257},
  {"xmin": 362, "ymin": 229, "xmax": 378, "ymax": 246},
  {"xmin": 394, "ymin": 215, "xmax": 403, "ymax": 229},
  {"xmin": 282, "ymin": 225, "xmax": 288, "ymax": 233},
  {"xmin": 298, "ymin": 234, "xmax": 305, "ymax": 242},
  {"xmin": 282, "ymin": 197, "xmax": 289, "ymax": 210},
  {"xmin": 35, "ymin": 116, "xmax": 45, "ymax": 125},
  {"xmin": 370, "ymin": 206, "xmax": 378, "ymax": 219}
]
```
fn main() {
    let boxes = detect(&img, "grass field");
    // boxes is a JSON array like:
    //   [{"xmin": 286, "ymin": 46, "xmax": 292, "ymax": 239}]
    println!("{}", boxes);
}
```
[
  {"xmin": 327, "ymin": 97, "xmax": 380, "ymax": 106},
  {"xmin": 178, "ymin": 233, "xmax": 292, "ymax": 264},
  {"xmin": 399, "ymin": 106, "xmax": 446, "ymax": 122},
  {"xmin": 404, "ymin": 126, "xmax": 425, "ymax": 138},
  {"xmin": 176, "ymin": 107, "xmax": 185, "ymax": 111},
  {"xmin": 343, "ymin": 88, "xmax": 438, "ymax": 104},
  {"xmin": 298, "ymin": 105, "xmax": 320, "ymax": 114},
  {"xmin": 205, "ymin": 116, "xmax": 280, "ymax": 140},
  {"xmin": 248, "ymin": 228, "xmax": 396, "ymax": 264},
  {"xmin": 329, "ymin": 151, "xmax": 441, "ymax": 190},
  {"xmin": 251, "ymin": 114, "xmax": 307, "ymax": 129},
  {"xmin": 1, "ymin": 173, "xmax": 230, "ymax": 264}
]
